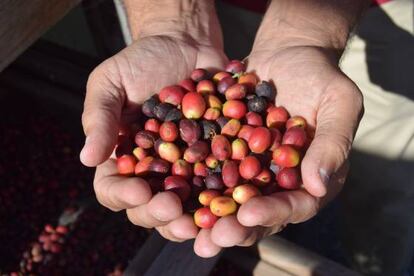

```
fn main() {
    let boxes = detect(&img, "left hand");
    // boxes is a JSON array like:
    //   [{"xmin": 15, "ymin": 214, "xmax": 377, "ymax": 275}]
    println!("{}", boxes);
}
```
[{"xmin": 191, "ymin": 45, "xmax": 363, "ymax": 258}]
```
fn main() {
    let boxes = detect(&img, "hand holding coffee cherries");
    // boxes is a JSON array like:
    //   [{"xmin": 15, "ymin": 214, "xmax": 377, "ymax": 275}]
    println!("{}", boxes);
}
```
[
  {"xmin": 84, "ymin": 53, "xmax": 355, "ymax": 257},
  {"xmin": 79, "ymin": 33, "xmax": 229, "ymax": 245},
  {"xmin": 118, "ymin": 61, "xmax": 309, "ymax": 228}
]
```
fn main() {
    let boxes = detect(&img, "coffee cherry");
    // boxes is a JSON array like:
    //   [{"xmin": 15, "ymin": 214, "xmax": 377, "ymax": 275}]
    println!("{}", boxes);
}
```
[
  {"xmin": 213, "ymin": 71, "xmax": 232, "ymax": 83},
  {"xmin": 206, "ymin": 95, "xmax": 223, "ymax": 109},
  {"xmin": 200, "ymin": 120, "xmax": 220, "ymax": 139},
  {"xmin": 286, "ymin": 115, "xmax": 307, "ymax": 129},
  {"xmin": 253, "ymin": 168, "xmax": 272, "ymax": 186},
  {"xmin": 117, "ymin": 155, "xmax": 137, "ymax": 175},
  {"xmin": 159, "ymin": 85, "xmax": 186, "ymax": 106},
  {"xmin": 238, "ymin": 73, "xmax": 258, "ymax": 92},
  {"xmin": 248, "ymin": 127, "xmax": 271, "ymax": 153},
  {"xmin": 221, "ymin": 119, "xmax": 241, "ymax": 137},
  {"xmin": 142, "ymin": 96, "xmax": 159, "ymax": 118},
  {"xmin": 272, "ymin": 145, "xmax": 300, "ymax": 167},
  {"xmin": 183, "ymin": 141, "xmax": 210, "ymax": 163},
  {"xmin": 222, "ymin": 160, "xmax": 240, "ymax": 188},
  {"xmin": 149, "ymin": 158, "xmax": 170, "ymax": 174},
  {"xmin": 135, "ymin": 130, "xmax": 156, "ymax": 149},
  {"xmin": 205, "ymin": 174, "xmax": 224, "ymax": 190},
  {"xmin": 231, "ymin": 138, "xmax": 248, "ymax": 160},
  {"xmin": 172, "ymin": 159, "xmax": 193, "ymax": 179},
  {"xmin": 269, "ymin": 128, "xmax": 283, "ymax": 151},
  {"xmin": 145, "ymin": 118, "xmax": 161, "ymax": 133},
  {"xmin": 282, "ymin": 126, "xmax": 307, "ymax": 148},
  {"xmin": 179, "ymin": 78, "xmax": 196, "ymax": 91},
  {"xmin": 255, "ymin": 81, "xmax": 276, "ymax": 101},
  {"xmin": 194, "ymin": 162, "xmax": 208, "ymax": 177},
  {"xmin": 239, "ymin": 156, "xmax": 261, "ymax": 180},
  {"xmin": 222, "ymin": 100, "xmax": 247, "ymax": 119},
  {"xmin": 182, "ymin": 92, "xmax": 207, "ymax": 119},
  {"xmin": 203, "ymin": 107, "xmax": 221, "ymax": 120},
  {"xmin": 210, "ymin": 196, "xmax": 237, "ymax": 216},
  {"xmin": 217, "ymin": 76, "xmax": 237, "ymax": 94},
  {"xmin": 191, "ymin": 68, "xmax": 209, "ymax": 82},
  {"xmin": 179, "ymin": 119, "xmax": 201, "ymax": 145},
  {"xmin": 225, "ymin": 60, "xmax": 245, "ymax": 74},
  {"xmin": 154, "ymin": 103, "xmax": 174, "ymax": 121},
  {"xmin": 277, "ymin": 167, "xmax": 301, "ymax": 189},
  {"xmin": 134, "ymin": 156, "xmax": 154, "ymax": 176},
  {"xmin": 199, "ymin": 190, "xmax": 221, "ymax": 206},
  {"xmin": 205, "ymin": 154, "xmax": 219, "ymax": 169},
  {"xmin": 191, "ymin": 176, "xmax": 205, "ymax": 196},
  {"xmin": 211, "ymin": 135, "xmax": 232, "ymax": 161},
  {"xmin": 194, "ymin": 207, "xmax": 218, "ymax": 228},
  {"xmin": 165, "ymin": 108, "xmax": 183, "ymax": 122},
  {"xmin": 237, "ymin": 125, "xmax": 255, "ymax": 142},
  {"xmin": 159, "ymin": 121, "xmax": 178, "ymax": 142},
  {"xmin": 225, "ymin": 83, "xmax": 248, "ymax": 100},
  {"xmin": 266, "ymin": 106, "xmax": 289, "ymax": 128},
  {"xmin": 197, "ymin": 80, "xmax": 215, "ymax": 94},
  {"xmin": 158, "ymin": 142, "xmax": 181, "ymax": 163},
  {"xmin": 232, "ymin": 184, "xmax": 261, "ymax": 204},
  {"xmin": 247, "ymin": 96, "xmax": 267, "ymax": 113},
  {"xmin": 164, "ymin": 176, "xmax": 191, "ymax": 202}
]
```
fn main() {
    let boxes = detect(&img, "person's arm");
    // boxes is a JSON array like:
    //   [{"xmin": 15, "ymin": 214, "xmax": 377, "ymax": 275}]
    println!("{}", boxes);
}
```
[
  {"xmin": 254, "ymin": 0, "xmax": 371, "ymax": 58},
  {"xmin": 208, "ymin": 0, "xmax": 371, "ymax": 257},
  {"xmin": 80, "ymin": 0, "xmax": 227, "ymax": 254},
  {"xmin": 124, "ymin": 0, "xmax": 223, "ymax": 47},
  {"xmin": 81, "ymin": 0, "xmax": 224, "ymax": 167}
]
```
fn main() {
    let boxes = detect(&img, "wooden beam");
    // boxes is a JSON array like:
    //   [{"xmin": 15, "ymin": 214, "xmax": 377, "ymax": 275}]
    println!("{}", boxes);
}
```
[
  {"xmin": 258, "ymin": 236, "xmax": 361, "ymax": 276},
  {"xmin": 0, "ymin": 0, "xmax": 80, "ymax": 72}
]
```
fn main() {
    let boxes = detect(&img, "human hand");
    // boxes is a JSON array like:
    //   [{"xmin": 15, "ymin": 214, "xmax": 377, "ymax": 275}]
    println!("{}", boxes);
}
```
[
  {"xmin": 190, "ymin": 45, "xmax": 363, "ymax": 258},
  {"xmin": 80, "ymin": 31, "xmax": 228, "ymax": 241}
]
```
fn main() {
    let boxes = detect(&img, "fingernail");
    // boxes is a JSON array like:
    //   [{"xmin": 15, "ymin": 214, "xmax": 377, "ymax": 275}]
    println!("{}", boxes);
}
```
[
  {"xmin": 152, "ymin": 210, "xmax": 171, "ymax": 222},
  {"xmin": 84, "ymin": 136, "xmax": 91, "ymax": 146},
  {"xmin": 80, "ymin": 136, "xmax": 91, "ymax": 160},
  {"xmin": 319, "ymin": 168, "xmax": 330, "ymax": 187}
]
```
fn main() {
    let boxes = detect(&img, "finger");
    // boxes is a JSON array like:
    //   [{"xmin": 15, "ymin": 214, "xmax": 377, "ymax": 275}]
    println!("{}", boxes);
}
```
[
  {"xmin": 301, "ymin": 77, "xmax": 363, "ymax": 197},
  {"xmin": 193, "ymin": 229, "xmax": 222, "ymax": 258},
  {"xmin": 237, "ymin": 190, "xmax": 319, "ymax": 227},
  {"xmin": 126, "ymin": 192, "xmax": 183, "ymax": 227},
  {"xmin": 127, "ymin": 204, "xmax": 164, "ymax": 228},
  {"xmin": 80, "ymin": 64, "xmax": 124, "ymax": 167},
  {"xmin": 196, "ymin": 50, "xmax": 229, "ymax": 73},
  {"xmin": 156, "ymin": 214, "xmax": 198, "ymax": 242},
  {"xmin": 94, "ymin": 159, "xmax": 152, "ymax": 211},
  {"xmin": 210, "ymin": 216, "xmax": 255, "ymax": 248}
]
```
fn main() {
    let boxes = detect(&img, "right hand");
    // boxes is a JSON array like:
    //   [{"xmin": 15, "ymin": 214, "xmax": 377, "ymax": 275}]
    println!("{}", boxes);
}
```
[{"xmin": 80, "ymin": 33, "xmax": 228, "ymax": 243}]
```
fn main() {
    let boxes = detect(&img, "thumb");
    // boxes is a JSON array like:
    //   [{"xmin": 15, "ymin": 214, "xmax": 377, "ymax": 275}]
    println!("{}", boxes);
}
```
[
  {"xmin": 80, "ymin": 67, "xmax": 124, "ymax": 167},
  {"xmin": 301, "ymin": 79, "xmax": 363, "ymax": 197}
]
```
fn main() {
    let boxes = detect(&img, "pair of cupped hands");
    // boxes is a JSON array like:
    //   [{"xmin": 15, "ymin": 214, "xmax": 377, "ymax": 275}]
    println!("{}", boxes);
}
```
[{"xmin": 80, "ymin": 29, "xmax": 363, "ymax": 257}]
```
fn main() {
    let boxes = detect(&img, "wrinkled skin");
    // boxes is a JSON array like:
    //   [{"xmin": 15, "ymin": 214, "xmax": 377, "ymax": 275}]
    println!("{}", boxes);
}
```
[{"xmin": 81, "ymin": 33, "xmax": 363, "ymax": 257}]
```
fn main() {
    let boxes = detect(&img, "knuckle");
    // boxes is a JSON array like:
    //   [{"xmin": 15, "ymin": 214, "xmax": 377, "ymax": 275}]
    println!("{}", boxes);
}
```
[
  {"xmin": 266, "ymin": 195, "xmax": 293, "ymax": 226},
  {"xmin": 93, "ymin": 175, "xmax": 121, "ymax": 212},
  {"xmin": 157, "ymin": 226, "xmax": 180, "ymax": 242},
  {"xmin": 126, "ymin": 209, "xmax": 146, "ymax": 227},
  {"xmin": 314, "ymin": 132, "xmax": 352, "ymax": 164}
]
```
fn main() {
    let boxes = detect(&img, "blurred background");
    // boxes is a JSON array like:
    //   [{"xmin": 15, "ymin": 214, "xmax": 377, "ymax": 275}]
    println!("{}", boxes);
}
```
[{"xmin": 0, "ymin": 0, "xmax": 413, "ymax": 275}]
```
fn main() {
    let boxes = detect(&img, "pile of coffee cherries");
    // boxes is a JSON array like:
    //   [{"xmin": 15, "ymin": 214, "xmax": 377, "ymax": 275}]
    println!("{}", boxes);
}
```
[{"xmin": 116, "ymin": 60, "xmax": 310, "ymax": 229}]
